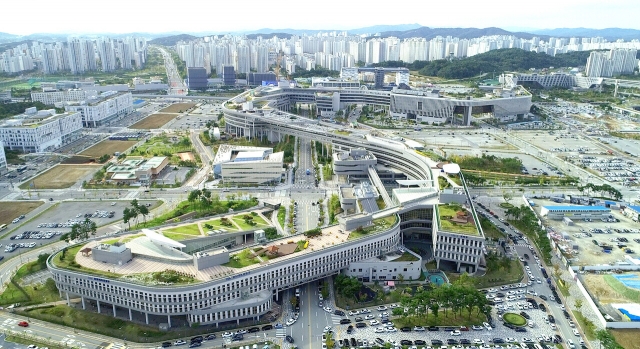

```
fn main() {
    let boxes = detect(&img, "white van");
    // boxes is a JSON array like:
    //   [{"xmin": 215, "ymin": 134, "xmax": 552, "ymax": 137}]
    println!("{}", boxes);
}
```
[
  {"xmin": 567, "ymin": 339, "xmax": 575, "ymax": 348},
  {"xmin": 295, "ymin": 288, "xmax": 300, "ymax": 297}
]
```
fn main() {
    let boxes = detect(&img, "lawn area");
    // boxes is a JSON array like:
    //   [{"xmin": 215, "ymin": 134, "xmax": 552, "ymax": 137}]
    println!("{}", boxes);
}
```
[
  {"xmin": 438, "ymin": 204, "xmax": 480, "ymax": 236},
  {"xmin": 0, "ymin": 257, "xmax": 60, "ymax": 306},
  {"xmin": 202, "ymin": 218, "xmax": 238, "ymax": 231},
  {"xmin": 223, "ymin": 249, "xmax": 261, "ymax": 268},
  {"xmin": 573, "ymin": 311, "xmax": 597, "ymax": 340},
  {"xmin": 277, "ymin": 206, "xmax": 286, "ymax": 228},
  {"xmin": 130, "ymin": 113, "xmax": 177, "ymax": 129},
  {"xmin": 393, "ymin": 310, "xmax": 487, "ymax": 327},
  {"xmin": 503, "ymin": 312, "xmax": 527, "ymax": 326},
  {"xmin": 79, "ymin": 140, "xmax": 138, "ymax": 158},
  {"xmin": 231, "ymin": 215, "xmax": 269, "ymax": 230},
  {"xmin": 163, "ymin": 224, "xmax": 202, "ymax": 236},
  {"xmin": 394, "ymin": 252, "xmax": 420, "ymax": 262},
  {"xmin": 0, "ymin": 201, "xmax": 43, "ymax": 226},
  {"xmin": 6, "ymin": 333, "xmax": 68, "ymax": 349},
  {"xmin": 376, "ymin": 196, "xmax": 386, "ymax": 210},
  {"xmin": 322, "ymin": 164, "xmax": 333, "ymax": 181},
  {"xmin": 129, "ymin": 134, "xmax": 194, "ymax": 159},
  {"xmin": 603, "ymin": 274, "xmax": 640, "ymax": 302},
  {"xmin": 347, "ymin": 215, "xmax": 399, "ymax": 240},
  {"xmin": 19, "ymin": 164, "xmax": 99, "ymax": 189},
  {"xmin": 161, "ymin": 231, "xmax": 201, "ymax": 241},
  {"xmin": 451, "ymin": 258, "xmax": 523, "ymax": 289},
  {"xmin": 21, "ymin": 305, "xmax": 205, "ymax": 342}
]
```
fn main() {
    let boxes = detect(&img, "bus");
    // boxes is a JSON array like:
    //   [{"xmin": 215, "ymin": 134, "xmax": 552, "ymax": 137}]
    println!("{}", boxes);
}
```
[
  {"xmin": 0, "ymin": 224, "xmax": 7, "ymax": 231},
  {"xmin": 16, "ymin": 166, "xmax": 27, "ymax": 173}
]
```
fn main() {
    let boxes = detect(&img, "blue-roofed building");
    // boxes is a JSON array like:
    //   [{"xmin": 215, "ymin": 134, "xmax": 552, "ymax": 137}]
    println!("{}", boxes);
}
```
[
  {"xmin": 540, "ymin": 205, "xmax": 610, "ymax": 220},
  {"xmin": 623, "ymin": 205, "xmax": 640, "ymax": 223}
]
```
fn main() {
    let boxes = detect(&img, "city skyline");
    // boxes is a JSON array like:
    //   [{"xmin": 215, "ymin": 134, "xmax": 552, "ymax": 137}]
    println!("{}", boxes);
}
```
[{"xmin": 3, "ymin": 0, "xmax": 640, "ymax": 36}]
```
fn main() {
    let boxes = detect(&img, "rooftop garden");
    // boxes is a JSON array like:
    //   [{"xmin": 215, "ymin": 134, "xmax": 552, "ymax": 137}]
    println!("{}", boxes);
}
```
[
  {"xmin": 51, "ymin": 244, "xmax": 199, "ymax": 285},
  {"xmin": 348, "ymin": 214, "xmax": 399, "ymax": 240},
  {"xmin": 393, "ymin": 251, "xmax": 420, "ymax": 262},
  {"xmin": 437, "ymin": 203, "xmax": 480, "ymax": 236}
]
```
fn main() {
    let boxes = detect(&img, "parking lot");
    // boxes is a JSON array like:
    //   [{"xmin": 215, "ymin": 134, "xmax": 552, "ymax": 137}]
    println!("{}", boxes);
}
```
[
  {"xmin": 530, "ymin": 198, "xmax": 640, "ymax": 266},
  {"xmin": 0, "ymin": 200, "xmax": 157, "ymax": 258},
  {"xmin": 330, "ymin": 284, "xmax": 574, "ymax": 349}
]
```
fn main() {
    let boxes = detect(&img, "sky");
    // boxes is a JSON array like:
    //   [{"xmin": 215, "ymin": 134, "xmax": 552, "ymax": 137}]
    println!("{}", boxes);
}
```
[{"xmin": 2, "ymin": 0, "xmax": 639, "ymax": 36}]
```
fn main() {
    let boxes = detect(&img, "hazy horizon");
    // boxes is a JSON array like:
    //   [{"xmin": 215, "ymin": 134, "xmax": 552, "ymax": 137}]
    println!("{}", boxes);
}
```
[{"xmin": 3, "ymin": 0, "xmax": 640, "ymax": 36}]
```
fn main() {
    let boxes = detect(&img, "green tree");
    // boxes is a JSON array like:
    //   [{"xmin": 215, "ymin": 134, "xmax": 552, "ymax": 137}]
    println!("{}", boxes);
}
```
[{"xmin": 61, "ymin": 218, "xmax": 97, "ymax": 242}]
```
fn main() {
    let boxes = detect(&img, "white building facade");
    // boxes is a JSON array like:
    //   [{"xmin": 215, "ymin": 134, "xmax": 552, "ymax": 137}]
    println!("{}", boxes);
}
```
[
  {"xmin": 0, "ymin": 109, "xmax": 83, "ymax": 153},
  {"xmin": 64, "ymin": 92, "xmax": 133, "ymax": 127}
]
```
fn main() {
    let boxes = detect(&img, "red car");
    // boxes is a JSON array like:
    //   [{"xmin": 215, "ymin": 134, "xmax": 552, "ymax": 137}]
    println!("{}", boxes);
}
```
[{"xmin": 18, "ymin": 321, "xmax": 29, "ymax": 327}]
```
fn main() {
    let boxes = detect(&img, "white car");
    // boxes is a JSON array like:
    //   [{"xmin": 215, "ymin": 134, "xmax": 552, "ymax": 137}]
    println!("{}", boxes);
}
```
[
  {"xmin": 573, "ymin": 329, "xmax": 580, "ymax": 336},
  {"xmin": 378, "ymin": 312, "xmax": 389, "ymax": 318},
  {"xmin": 369, "ymin": 320, "xmax": 380, "ymax": 325},
  {"xmin": 374, "ymin": 327, "xmax": 385, "ymax": 333},
  {"xmin": 385, "ymin": 327, "xmax": 397, "ymax": 332},
  {"xmin": 222, "ymin": 332, "xmax": 233, "ymax": 338},
  {"xmin": 348, "ymin": 310, "xmax": 359, "ymax": 316},
  {"xmin": 323, "ymin": 326, "xmax": 332, "ymax": 333},
  {"xmin": 377, "ymin": 305, "xmax": 388, "ymax": 311},
  {"xmin": 505, "ymin": 338, "xmax": 517, "ymax": 343},
  {"xmin": 323, "ymin": 306, "xmax": 333, "ymax": 313},
  {"xmin": 285, "ymin": 318, "xmax": 296, "ymax": 326},
  {"xmin": 473, "ymin": 339, "xmax": 485, "ymax": 345},
  {"xmin": 365, "ymin": 314, "xmax": 375, "ymax": 320},
  {"xmin": 483, "ymin": 322, "xmax": 492, "ymax": 330},
  {"xmin": 450, "ymin": 330, "xmax": 461, "ymax": 336},
  {"xmin": 174, "ymin": 340, "xmax": 187, "ymax": 346},
  {"xmin": 413, "ymin": 326, "xmax": 425, "ymax": 331}
]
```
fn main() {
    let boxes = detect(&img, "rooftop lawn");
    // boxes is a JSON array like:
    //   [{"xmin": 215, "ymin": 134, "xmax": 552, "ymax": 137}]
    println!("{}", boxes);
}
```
[
  {"xmin": 393, "ymin": 251, "xmax": 420, "ymax": 262},
  {"xmin": 202, "ymin": 218, "xmax": 238, "ymax": 231},
  {"xmin": 163, "ymin": 224, "xmax": 202, "ymax": 236},
  {"xmin": 231, "ymin": 215, "xmax": 270, "ymax": 230},
  {"xmin": 223, "ymin": 248, "xmax": 262, "ymax": 268},
  {"xmin": 348, "ymin": 215, "xmax": 399, "ymax": 240},
  {"xmin": 437, "ymin": 203, "xmax": 480, "ymax": 236}
]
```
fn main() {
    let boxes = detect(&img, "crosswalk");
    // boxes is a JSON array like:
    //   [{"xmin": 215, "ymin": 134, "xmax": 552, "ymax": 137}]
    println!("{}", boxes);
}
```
[
  {"xmin": 330, "ymin": 315, "xmax": 344, "ymax": 324},
  {"xmin": 275, "ymin": 329, "xmax": 286, "ymax": 338}
]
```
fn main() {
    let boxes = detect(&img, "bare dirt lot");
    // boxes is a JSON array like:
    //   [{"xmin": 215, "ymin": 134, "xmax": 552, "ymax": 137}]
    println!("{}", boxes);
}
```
[
  {"xmin": 19, "ymin": 164, "xmax": 99, "ymax": 189},
  {"xmin": 158, "ymin": 103, "xmax": 195, "ymax": 114},
  {"xmin": 80, "ymin": 140, "xmax": 138, "ymax": 157},
  {"xmin": 130, "ymin": 113, "xmax": 177, "ymax": 129},
  {"xmin": 0, "ymin": 201, "xmax": 43, "ymax": 226},
  {"xmin": 611, "ymin": 329, "xmax": 640, "ymax": 349},
  {"xmin": 583, "ymin": 274, "xmax": 632, "ymax": 304}
]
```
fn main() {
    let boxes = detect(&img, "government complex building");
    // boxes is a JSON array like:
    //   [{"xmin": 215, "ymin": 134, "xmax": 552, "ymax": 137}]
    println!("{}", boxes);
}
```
[{"xmin": 47, "ymin": 85, "xmax": 494, "ymax": 328}]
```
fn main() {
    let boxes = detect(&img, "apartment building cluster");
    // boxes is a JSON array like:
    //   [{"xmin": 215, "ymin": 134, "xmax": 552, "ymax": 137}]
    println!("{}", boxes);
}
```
[
  {"xmin": 0, "ymin": 36, "xmax": 148, "ymax": 75},
  {"xmin": 585, "ymin": 48, "xmax": 639, "ymax": 77},
  {"xmin": 174, "ymin": 32, "xmax": 640, "ymax": 78}
]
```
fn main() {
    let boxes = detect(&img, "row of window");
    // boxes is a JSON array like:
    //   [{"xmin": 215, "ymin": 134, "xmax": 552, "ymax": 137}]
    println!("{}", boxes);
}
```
[{"xmin": 53, "ymin": 229, "xmax": 400, "ymax": 315}]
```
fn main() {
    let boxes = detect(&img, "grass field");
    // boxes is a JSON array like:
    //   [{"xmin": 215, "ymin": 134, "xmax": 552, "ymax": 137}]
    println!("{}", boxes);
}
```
[
  {"xmin": 130, "ymin": 113, "xmax": 177, "ymax": 129},
  {"xmin": 0, "ymin": 201, "xmax": 43, "ymax": 226},
  {"xmin": 80, "ymin": 140, "xmax": 138, "ymax": 157},
  {"xmin": 162, "ymin": 224, "xmax": 203, "ymax": 240},
  {"xmin": 19, "ymin": 164, "xmax": 99, "ymax": 189},
  {"xmin": 232, "ymin": 215, "xmax": 269, "ymax": 230},
  {"xmin": 159, "ymin": 103, "xmax": 196, "ymax": 114}
]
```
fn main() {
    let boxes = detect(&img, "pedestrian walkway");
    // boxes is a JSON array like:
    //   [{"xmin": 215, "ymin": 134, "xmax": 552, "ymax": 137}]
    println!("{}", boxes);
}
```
[{"xmin": 275, "ymin": 329, "xmax": 286, "ymax": 338}]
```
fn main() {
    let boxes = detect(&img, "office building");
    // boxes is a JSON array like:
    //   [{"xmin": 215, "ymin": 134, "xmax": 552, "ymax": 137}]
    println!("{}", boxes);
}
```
[
  {"xmin": 105, "ymin": 156, "xmax": 169, "ymax": 184},
  {"xmin": 63, "ymin": 91, "xmax": 133, "ymax": 127},
  {"xmin": 187, "ymin": 67, "xmax": 208, "ymax": 90},
  {"xmin": 212, "ymin": 145, "xmax": 284, "ymax": 185},
  {"xmin": 31, "ymin": 89, "xmax": 97, "ymax": 105},
  {"xmin": 540, "ymin": 205, "xmax": 611, "ymax": 220},
  {"xmin": 0, "ymin": 108, "xmax": 82, "ymax": 153},
  {"xmin": 222, "ymin": 65, "xmax": 236, "ymax": 85},
  {"xmin": 247, "ymin": 72, "xmax": 276, "ymax": 86},
  {"xmin": 0, "ymin": 141, "xmax": 6, "ymax": 170}
]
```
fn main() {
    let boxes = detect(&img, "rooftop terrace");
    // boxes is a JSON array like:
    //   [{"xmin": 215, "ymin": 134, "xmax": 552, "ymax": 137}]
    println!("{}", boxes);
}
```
[{"xmin": 436, "ymin": 203, "xmax": 481, "ymax": 236}]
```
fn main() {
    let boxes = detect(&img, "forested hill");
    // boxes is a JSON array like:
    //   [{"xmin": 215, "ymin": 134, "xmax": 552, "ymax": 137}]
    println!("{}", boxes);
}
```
[{"xmin": 374, "ymin": 49, "xmax": 597, "ymax": 79}]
